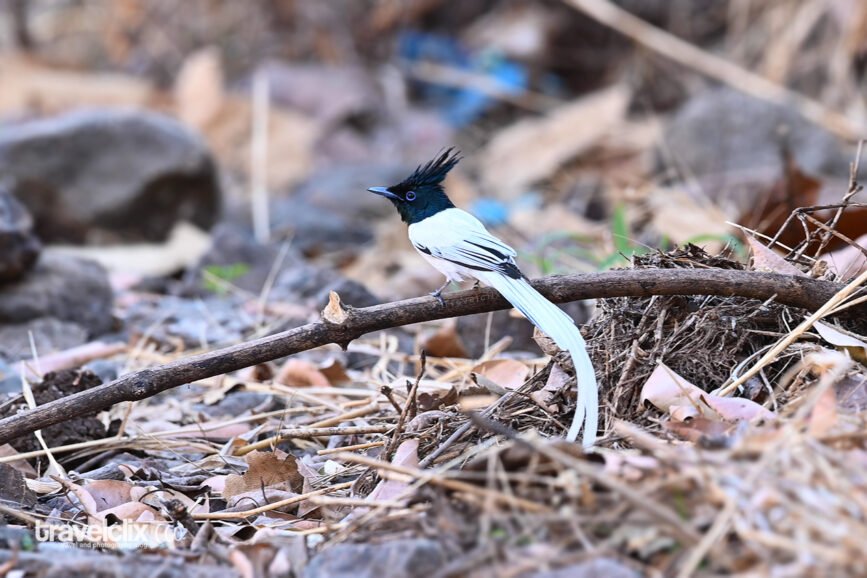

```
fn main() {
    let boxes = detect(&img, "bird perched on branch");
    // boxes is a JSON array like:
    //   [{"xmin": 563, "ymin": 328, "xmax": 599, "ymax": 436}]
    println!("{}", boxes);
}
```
[{"xmin": 367, "ymin": 148, "xmax": 598, "ymax": 447}]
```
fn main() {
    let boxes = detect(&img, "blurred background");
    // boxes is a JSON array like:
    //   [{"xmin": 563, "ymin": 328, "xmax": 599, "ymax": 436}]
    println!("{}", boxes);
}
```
[{"xmin": 1, "ymin": 0, "xmax": 866, "ymax": 363}]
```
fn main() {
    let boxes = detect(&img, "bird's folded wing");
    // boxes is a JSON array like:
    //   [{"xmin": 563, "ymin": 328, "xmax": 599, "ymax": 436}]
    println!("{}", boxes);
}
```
[{"xmin": 409, "ymin": 209, "xmax": 521, "ymax": 277}]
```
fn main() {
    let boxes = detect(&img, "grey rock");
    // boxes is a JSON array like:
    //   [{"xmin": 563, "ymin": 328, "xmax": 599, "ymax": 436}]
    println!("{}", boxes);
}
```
[
  {"xmin": 0, "ymin": 185, "xmax": 40, "ymax": 281},
  {"xmin": 273, "ymin": 164, "xmax": 408, "ymax": 256},
  {"xmin": 0, "ymin": 109, "xmax": 221, "ymax": 243},
  {"xmin": 304, "ymin": 539, "xmax": 446, "ymax": 578},
  {"xmin": 183, "ymin": 223, "xmax": 304, "ymax": 295},
  {"xmin": 524, "ymin": 558, "xmax": 641, "ymax": 578},
  {"xmin": 664, "ymin": 88, "xmax": 851, "ymax": 181},
  {"xmin": 125, "ymin": 294, "xmax": 253, "ymax": 349},
  {"xmin": 0, "ymin": 317, "xmax": 88, "ymax": 363},
  {"xmin": 315, "ymin": 278, "xmax": 380, "ymax": 309},
  {"xmin": 0, "ymin": 253, "xmax": 113, "ymax": 336},
  {"xmin": 0, "ymin": 463, "xmax": 36, "ymax": 507}
]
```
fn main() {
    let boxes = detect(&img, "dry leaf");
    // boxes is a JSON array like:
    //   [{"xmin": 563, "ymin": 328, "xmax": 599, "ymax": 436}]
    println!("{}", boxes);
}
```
[
  {"xmin": 0, "ymin": 55, "xmax": 154, "ymax": 116},
  {"xmin": 820, "ymin": 233, "xmax": 867, "ymax": 277},
  {"xmin": 83, "ymin": 480, "xmax": 135, "ymax": 512},
  {"xmin": 174, "ymin": 46, "xmax": 225, "ymax": 129},
  {"xmin": 423, "ymin": 321, "xmax": 470, "ymax": 358},
  {"xmin": 640, "ymin": 362, "xmax": 775, "ymax": 423},
  {"xmin": 472, "ymin": 359, "xmax": 530, "ymax": 391},
  {"xmin": 530, "ymin": 362, "xmax": 570, "ymax": 413},
  {"xmin": 318, "ymin": 358, "xmax": 351, "ymax": 384},
  {"xmin": 417, "ymin": 387, "xmax": 459, "ymax": 412},
  {"xmin": 480, "ymin": 85, "xmax": 629, "ymax": 197},
  {"xmin": 322, "ymin": 291, "xmax": 348, "ymax": 324},
  {"xmin": 649, "ymin": 188, "xmax": 731, "ymax": 250},
  {"xmin": 814, "ymin": 321, "xmax": 867, "ymax": 362},
  {"xmin": 223, "ymin": 450, "xmax": 302, "ymax": 499},
  {"xmin": 808, "ymin": 387, "xmax": 838, "ymax": 437},
  {"xmin": 365, "ymin": 439, "xmax": 419, "ymax": 504},
  {"xmin": 746, "ymin": 235, "xmax": 807, "ymax": 276},
  {"xmin": 276, "ymin": 359, "xmax": 331, "ymax": 387}
]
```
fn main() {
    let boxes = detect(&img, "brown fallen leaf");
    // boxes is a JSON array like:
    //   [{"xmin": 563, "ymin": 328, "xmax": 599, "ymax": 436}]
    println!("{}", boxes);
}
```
[
  {"xmin": 746, "ymin": 234, "xmax": 808, "ymax": 276},
  {"xmin": 174, "ymin": 46, "xmax": 225, "ymax": 130},
  {"xmin": 276, "ymin": 359, "xmax": 331, "ymax": 388},
  {"xmin": 640, "ymin": 362, "xmax": 775, "ymax": 423},
  {"xmin": 223, "ymin": 450, "xmax": 303, "ymax": 499},
  {"xmin": 814, "ymin": 321, "xmax": 867, "ymax": 363},
  {"xmin": 472, "ymin": 359, "xmax": 530, "ymax": 391},
  {"xmin": 530, "ymin": 362, "xmax": 570, "ymax": 413},
  {"xmin": 820, "ymin": 233, "xmax": 867, "ymax": 277},
  {"xmin": 480, "ymin": 84, "xmax": 629, "ymax": 197},
  {"xmin": 417, "ymin": 387, "xmax": 459, "ymax": 412},
  {"xmin": 423, "ymin": 321, "xmax": 470, "ymax": 358}
]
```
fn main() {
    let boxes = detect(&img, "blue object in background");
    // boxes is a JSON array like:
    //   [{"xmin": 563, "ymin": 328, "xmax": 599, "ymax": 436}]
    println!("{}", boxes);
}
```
[
  {"xmin": 398, "ymin": 31, "xmax": 528, "ymax": 127},
  {"xmin": 470, "ymin": 198, "xmax": 510, "ymax": 226}
]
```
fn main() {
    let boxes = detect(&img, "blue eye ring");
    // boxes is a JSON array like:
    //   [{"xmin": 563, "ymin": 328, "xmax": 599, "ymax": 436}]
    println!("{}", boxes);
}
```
[{"xmin": 405, "ymin": 191, "xmax": 416, "ymax": 201}]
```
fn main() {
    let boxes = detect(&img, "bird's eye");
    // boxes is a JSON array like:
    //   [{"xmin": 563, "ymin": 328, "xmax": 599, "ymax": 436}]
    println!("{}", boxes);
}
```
[{"xmin": 405, "ymin": 191, "xmax": 416, "ymax": 201}]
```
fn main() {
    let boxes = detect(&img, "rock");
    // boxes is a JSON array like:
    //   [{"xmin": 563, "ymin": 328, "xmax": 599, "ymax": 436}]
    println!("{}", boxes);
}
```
[
  {"xmin": 0, "ymin": 109, "xmax": 221, "ymax": 244},
  {"xmin": 523, "ymin": 558, "xmax": 640, "ymax": 578},
  {"xmin": 315, "ymin": 278, "xmax": 380, "ymax": 309},
  {"xmin": 0, "ymin": 185, "xmax": 40, "ymax": 281},
  {"xmin": 183, "ymin": 223, "xmax": 304, "ymax": 295},
  {"xmin": 663, "ymin": 88, "xmax": 851, "ymax": 183},
  {"xmin": 125, "ymin": 294, "xmax": 252, "ymax": 349},
  {"xmin": 0, "ymin": 317, "xmax": 88, "ymax": 363},
  {"xmin": 304, "ymin": 539, "xmax": 447, "ymax": 578},
  {"xmin": 0, "ymin": 463, "xmax": 36, "ymax": 507},
  {"xmin": 272, "ymin": 164, "xmax": 408, "ymax": 256},
  {"xmin": 0, "ymin": 253, "xmax": 113, "ymax": 336}
]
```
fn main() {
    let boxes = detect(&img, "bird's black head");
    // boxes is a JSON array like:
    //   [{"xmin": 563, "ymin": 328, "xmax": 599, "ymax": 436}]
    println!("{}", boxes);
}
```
[{"xmin": 368, "ymin": 148, "xmax": 461, "ymax": 224}]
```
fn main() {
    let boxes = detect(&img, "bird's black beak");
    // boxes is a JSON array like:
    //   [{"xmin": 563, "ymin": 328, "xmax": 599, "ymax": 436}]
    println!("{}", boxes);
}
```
[{"xmin": 367, "ymin": 186, "xmax": 401, "ymax": 201}]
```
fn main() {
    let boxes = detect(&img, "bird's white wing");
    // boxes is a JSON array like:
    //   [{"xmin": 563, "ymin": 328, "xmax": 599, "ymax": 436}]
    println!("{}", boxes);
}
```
[{"xmin": 408, "ymin": 208, "xmax": 521, "ymax": 277}]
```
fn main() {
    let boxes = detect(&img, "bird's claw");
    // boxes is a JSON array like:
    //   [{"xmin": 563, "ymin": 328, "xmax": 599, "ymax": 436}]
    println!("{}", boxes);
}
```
[
  {"xmin": 473, "ymin": 280, "xmax": 481, "ymax": 290},
  {"xmin": 430, "ymin": 290, "xmax": 445, "ymax": 307}
]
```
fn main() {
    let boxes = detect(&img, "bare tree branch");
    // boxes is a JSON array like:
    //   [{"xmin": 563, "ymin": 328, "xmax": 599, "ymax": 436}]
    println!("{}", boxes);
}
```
[{"xmin": 0, "ymin": 269, "xmax": 860, "ymax": 445}]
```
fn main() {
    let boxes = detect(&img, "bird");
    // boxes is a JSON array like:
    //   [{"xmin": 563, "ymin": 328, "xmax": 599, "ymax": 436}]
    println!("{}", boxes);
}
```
[{"xmin": 367, "ymin": 148, "xmax": 599, "ymax": 447}]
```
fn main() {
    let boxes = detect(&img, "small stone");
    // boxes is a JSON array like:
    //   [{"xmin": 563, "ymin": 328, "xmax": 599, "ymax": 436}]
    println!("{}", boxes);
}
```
[
  {"xmin": 304, "ymin": 539, "xmax": 446, "ymax": 578},
  {"xmin": 0, "ymin": 185, "xmax": 40, "ymax": 282},
  {"xmin": 0, "ymin": 253, "xmax": 113, "ymax": 336},
  {"xmin": 524, "ymin": 559, "xmax": 641, "ymax": 578},
  {"xmin": 0, "ymin": 317, "xmax": 88, "ymax": 363}
]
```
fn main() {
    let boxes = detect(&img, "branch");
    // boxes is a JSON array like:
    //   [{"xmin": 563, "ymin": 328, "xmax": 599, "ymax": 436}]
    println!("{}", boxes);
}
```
[{"xmin": 0, "ymin": 269, "xmax": 859, "ymax": 445}]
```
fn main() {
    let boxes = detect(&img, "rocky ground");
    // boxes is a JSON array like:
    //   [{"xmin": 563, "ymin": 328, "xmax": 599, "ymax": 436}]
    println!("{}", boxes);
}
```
[{"xmin": 0, "ymin": 1, "xmax": 866, "ymax": 577}]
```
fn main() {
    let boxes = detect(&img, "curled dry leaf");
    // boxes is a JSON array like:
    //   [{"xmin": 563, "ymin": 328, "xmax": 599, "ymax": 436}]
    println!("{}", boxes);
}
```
[
  {"xmin": 814, "ymin": 321, "xmax": 867, "ymax": 362},
  {"xmin": 364, "ymin": 439, "xmax": 419, "ymax": 504},
  {"xmin": 530, "ymin": 362, "xmax": 570, "ymax": 413},
  {"xmin": 417, "ymin": 387, "xmax": 459, "ymax": 412},
  {"xmin": 640, "ymin": 362, "xmax": 775, "ymax": 423},
  {"xmin": 746, "ymin": 234, "xmax": 807, "ymax": 276},
  {"xmin": 276, "ymin": 359, "xmax": 331, "ymax": 387},
  {"xmin": 820, "ymin": 233, "xmax": 867, "ymax": 277},
  {"xmin": 223, "ymin": 450, "xmax": 303, "ymax": 500}
]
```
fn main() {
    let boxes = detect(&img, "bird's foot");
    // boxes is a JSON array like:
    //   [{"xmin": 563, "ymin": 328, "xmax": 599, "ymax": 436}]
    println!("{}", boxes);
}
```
[
  {"xmin": 429, "ymin": 289, "xmax": 445, "ymax": 307},
  {"xmin": 472, "ymin": 280, "xmax": 481, "ymax": 290},
  {"xmin": 430, "ymin": 280, "xmax": 451, "ymax": 306}
]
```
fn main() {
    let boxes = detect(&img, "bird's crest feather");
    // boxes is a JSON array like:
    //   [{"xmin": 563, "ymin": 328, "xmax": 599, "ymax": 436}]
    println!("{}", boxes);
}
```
[{"xmin": 400, "ymin": 147, "xmax": 462, "ymax": 189}]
